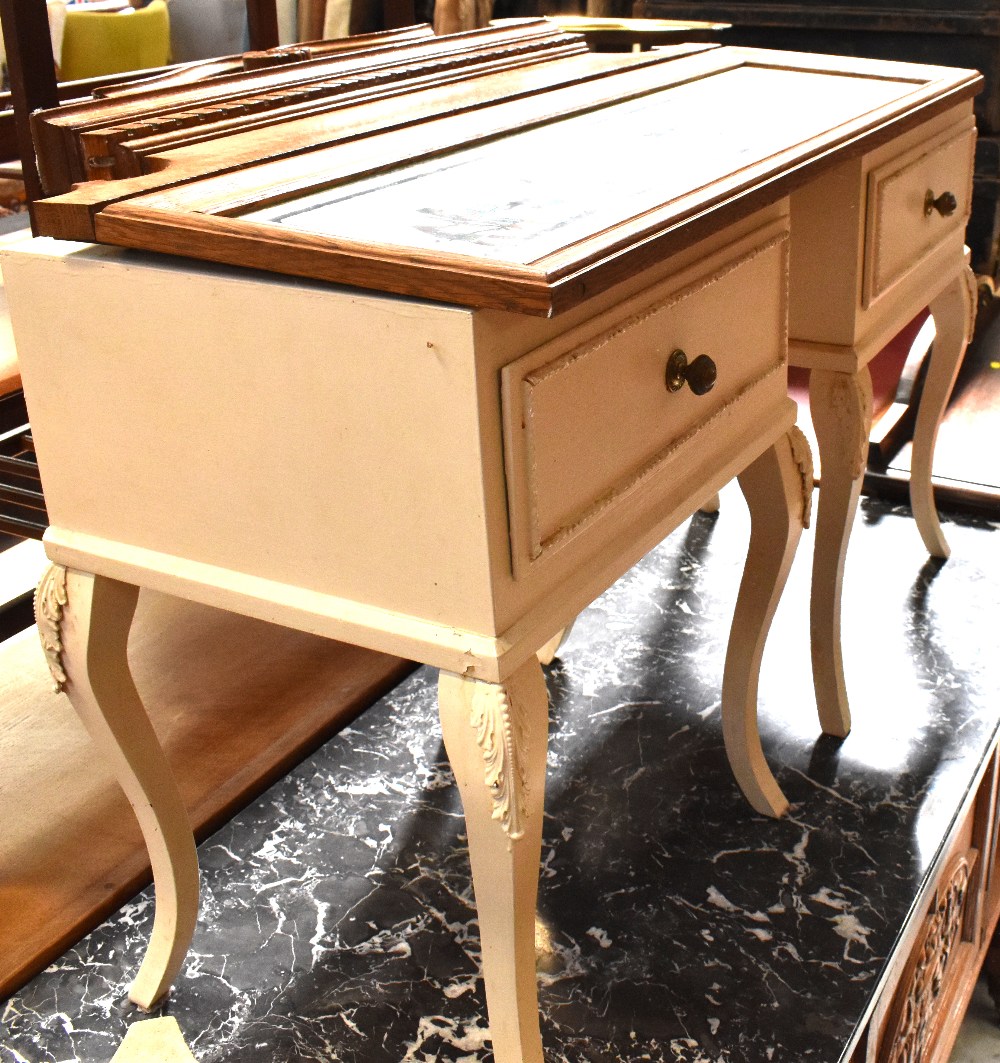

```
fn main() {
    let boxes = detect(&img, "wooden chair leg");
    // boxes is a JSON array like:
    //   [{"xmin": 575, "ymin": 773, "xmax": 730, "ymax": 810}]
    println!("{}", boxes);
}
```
[
  {"xmin": 37, "ymin": 564, "xmax": 199, "ymax": 1009},
  {"xmin": 912, "ymin": 263, "xmax": 977, "ymax": 559},
  {"xmin": 438, "ymin": 656, "xmax": 549, "ymax": 1063},
  {"xmin": 722, "ymin": 427, "xmax": 811, "ymax": 819},
  {"xmin": 807, "ymin": 365, "xmax": 872, "ymax": 740}
]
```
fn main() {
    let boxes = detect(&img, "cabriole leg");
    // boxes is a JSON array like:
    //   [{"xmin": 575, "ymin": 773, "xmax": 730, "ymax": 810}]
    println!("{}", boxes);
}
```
[
  {"xmin": 808, "ymin": 366, "xmax": 872, "ymax": 740},
  {"xmin": 438, "ymin": 656, "xmax": 549, "ymax": 1063},
  {"xmin": 723, "ymin": 427, "xmax": 812, "ymax": 819},
  {"xmin": 36, "ymin": 564, "xmax": 199, "ymax": 1009},
  {"xmin": 912, "ymin": 264, "xmax": 977, "ymax": 559}
]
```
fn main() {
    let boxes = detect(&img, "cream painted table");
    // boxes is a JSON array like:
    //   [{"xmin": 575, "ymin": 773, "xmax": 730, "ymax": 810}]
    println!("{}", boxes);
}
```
[
  {"xmin": 4, "ymin": 35, "xmax": 982, "ymax": 1063},
  {"xmin": 8, "ymin": 207, "xmax": 805, "ymax": 1063}
]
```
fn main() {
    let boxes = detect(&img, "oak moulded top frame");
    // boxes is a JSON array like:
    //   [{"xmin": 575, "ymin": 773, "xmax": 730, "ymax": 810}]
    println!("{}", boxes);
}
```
[{"xmin": 34, "ymin": 39, "xmax": 981, "ymax": 317}]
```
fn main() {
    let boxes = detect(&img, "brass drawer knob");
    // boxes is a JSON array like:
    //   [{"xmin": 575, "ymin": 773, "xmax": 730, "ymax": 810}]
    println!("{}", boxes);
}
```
[
  {"xmin": 666, "ymin": 349, "xmax": 717, "ymax": 396},
  {"xmin": 924, "ymin": 190, "xmax": 958, "ymax": 217}
]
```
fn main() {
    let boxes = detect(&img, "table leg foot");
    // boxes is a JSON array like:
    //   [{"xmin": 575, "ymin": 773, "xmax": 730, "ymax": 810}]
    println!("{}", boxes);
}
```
[
  {"xmin": 536, "ymin": 618, "xmax": 576, "ymax": 666},
  {"xmin": 912, "ymin": 264, "xmax": 977, "ymax": 559},
  {"xmin": 37, "ymin": 565, "xmax": 199, "ymax": 1009},
  {"xmin": 808, "ymin": 366, "xmax": 872, "ymax": 740},
  {"xmin": 438, "ymin": 657, "xmax": 548, "ymax": 1063},
  {"xmin": 722, "ymin": 427, "xmax": 811, "ymax": 819},
  {"xmin": 700, "ymin": 491, "xmax": 722, "ymax": 514}
]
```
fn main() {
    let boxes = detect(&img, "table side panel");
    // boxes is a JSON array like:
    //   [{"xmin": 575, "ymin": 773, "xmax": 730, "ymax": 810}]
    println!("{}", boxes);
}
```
[{"xmin": 1, "ymin": 242, "xmax": 502, "ymax": 635}]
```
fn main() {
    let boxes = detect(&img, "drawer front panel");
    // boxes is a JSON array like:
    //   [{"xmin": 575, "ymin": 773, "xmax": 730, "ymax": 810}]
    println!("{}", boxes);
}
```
[
  {"xmin": 864, "ymin": 121, "xmax": 976, "ymax": 306},
  {"xmin": 501, "ymin": 221, "xmax": 788, "ymax": 576}
]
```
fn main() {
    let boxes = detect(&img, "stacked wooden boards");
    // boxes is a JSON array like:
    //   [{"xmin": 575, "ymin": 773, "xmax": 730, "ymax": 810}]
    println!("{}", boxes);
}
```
[{"xmin": 31, "ymin": 20, "xmax": 590, "ymax": 192}]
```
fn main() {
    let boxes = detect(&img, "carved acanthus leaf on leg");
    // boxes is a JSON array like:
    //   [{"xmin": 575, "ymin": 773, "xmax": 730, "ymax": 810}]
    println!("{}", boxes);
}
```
[
  {"xmin": 471, "ymin": 680, "xmax": 529, "ymax": 841},
  {"xmin": 35, "ymin": 562, "xmax": 69, "ymax": 693},
  {"xmin": 787, "ymin": 425, "xmax": 815, "ymax": 529}
]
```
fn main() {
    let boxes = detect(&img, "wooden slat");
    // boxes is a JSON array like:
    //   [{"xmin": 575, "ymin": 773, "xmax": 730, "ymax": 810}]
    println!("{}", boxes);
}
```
[
  {"xmin": 30, "ymin": 20, "xmax": 569, "ymax": 195},
  {"xmin": 0, "ymin": 510, "xmax": 45, "ymax": 538},
  {"xmin": 0, "ymin": 482, "xmax": 45, "ymax": 508},
  {"xmin": 94, "ymin": 34, "xmax": 595, "ymax": 181},
  {"xmin": 0, "ymin": 454, "xmax": 39, "ymax": 475},
  {"xmin": 0, "ymin": 588, "xmax": 414, "ymax": 998}
]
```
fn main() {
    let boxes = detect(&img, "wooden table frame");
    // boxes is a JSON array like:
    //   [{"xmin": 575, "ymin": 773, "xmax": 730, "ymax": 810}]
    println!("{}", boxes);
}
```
[
  {"xmin": 786, "ymin": 100, "xmax": 978, "ymax": 734},
  {"xmin": 28, "ymin": 43, "xmax": 981, "ymax": 749}
]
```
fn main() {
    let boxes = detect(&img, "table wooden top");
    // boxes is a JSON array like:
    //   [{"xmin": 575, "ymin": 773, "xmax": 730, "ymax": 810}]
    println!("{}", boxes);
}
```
[{"xmin": 31, "ymin": 23, "xmax": 981, "ymax": 315}]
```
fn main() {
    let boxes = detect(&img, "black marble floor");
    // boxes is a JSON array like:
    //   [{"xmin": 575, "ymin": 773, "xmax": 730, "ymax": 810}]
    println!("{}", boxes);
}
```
[{"xmin": 2, "ymin": 491, "xmax": 998, "ymax": 1063}]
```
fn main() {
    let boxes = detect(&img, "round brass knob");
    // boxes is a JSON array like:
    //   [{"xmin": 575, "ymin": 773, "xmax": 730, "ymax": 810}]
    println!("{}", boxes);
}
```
[
  {"xmin": 666, "ymin": 349, "xmax": 717, "ymax": 396},
  {"xmin": 924, "ymin": 190, "xmax": 958, "ymax": 217}
]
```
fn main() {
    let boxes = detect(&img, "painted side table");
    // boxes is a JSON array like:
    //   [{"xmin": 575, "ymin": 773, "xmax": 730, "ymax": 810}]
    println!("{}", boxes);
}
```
[{"xmin": 10, "ymin": 203, "xmax": 804, "ymax": 1062}]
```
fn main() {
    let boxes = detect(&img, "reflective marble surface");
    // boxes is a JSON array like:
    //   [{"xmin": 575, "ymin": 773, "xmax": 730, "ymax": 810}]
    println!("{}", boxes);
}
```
[{"xmin": 2, "ymin": 491, "xmax": 998, "ymax": 1063}]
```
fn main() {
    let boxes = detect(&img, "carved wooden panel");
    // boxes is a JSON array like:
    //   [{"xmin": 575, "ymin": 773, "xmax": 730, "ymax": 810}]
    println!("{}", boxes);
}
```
[{"xmin": 878, "ymin": 848, "xmax": 978, "ymax": 1063}]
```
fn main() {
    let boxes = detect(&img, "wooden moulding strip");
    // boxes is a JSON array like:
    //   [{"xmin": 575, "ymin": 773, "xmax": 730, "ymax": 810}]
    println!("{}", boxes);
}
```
[
  {"xmin": 38, "ymin": 19, "xmax": 569, "ymax": 131},
  {"xmin": 42, "ymin": 528, "xmax": 513, "ymax": 682},
  {"xmin": 95, "ymin": 206, "xmax": 557, "ymax": 315},
  {"xmin": 80, "ymin": 34, "xmax": 595, "ymax": 179},
  {"xmin": 116, "ymin": 46, "xmax": 648, "ymax": 180},
  {"xmin": 30, "ymin": 20, "xmax": 574, "ymax": 194}
]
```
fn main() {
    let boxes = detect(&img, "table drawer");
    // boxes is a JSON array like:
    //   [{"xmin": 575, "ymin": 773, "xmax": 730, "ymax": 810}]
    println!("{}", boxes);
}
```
[
  {"xmin": 501, "ymin": 219, "xmax": 788, "ymax": 577},
  {"xmin": 863, "ymin": 120, "xmax": 975, "ymax": 307}
]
